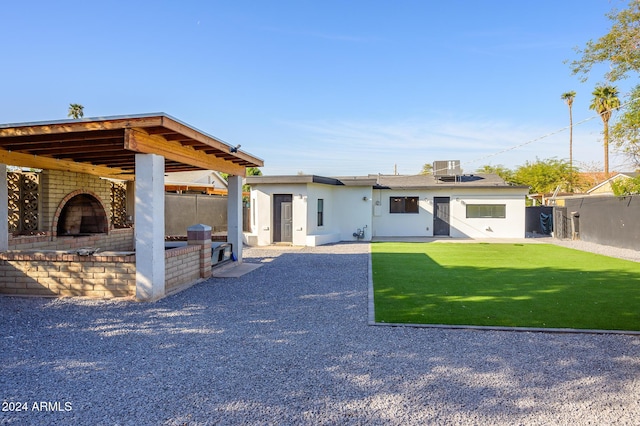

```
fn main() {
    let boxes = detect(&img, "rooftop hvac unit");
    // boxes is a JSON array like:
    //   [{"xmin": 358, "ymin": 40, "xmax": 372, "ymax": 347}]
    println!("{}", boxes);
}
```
[{"xmin": 433, "ymin": 160, "xmax": 461, "ymax": 180}]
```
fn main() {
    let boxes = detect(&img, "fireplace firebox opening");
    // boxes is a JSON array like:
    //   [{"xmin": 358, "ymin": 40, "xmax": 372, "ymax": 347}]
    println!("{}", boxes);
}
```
[{"xmin": 56, "ymin": 193, "xmax": 108, "ymax": 236}]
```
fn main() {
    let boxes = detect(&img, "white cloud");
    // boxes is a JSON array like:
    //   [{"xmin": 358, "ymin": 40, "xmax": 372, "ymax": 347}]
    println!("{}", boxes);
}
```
[{"xmin": 259, "ymin": 114, "xmax": 617, "ymax": 176}]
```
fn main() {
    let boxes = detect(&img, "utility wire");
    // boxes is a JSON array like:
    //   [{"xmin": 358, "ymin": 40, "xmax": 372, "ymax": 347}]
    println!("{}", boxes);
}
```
[{"xmin": 440, "ymin": 96, "xmax": 640, "ymax": 175}]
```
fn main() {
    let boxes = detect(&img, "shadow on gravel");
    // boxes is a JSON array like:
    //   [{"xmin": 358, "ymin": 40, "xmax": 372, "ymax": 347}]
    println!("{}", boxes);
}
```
[{"xmin": 1, "ymin": 247, "xmax": 639, "ymax": 425}]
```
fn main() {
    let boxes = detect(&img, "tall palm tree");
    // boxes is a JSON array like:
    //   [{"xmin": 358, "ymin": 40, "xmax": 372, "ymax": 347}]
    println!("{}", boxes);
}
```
[
  {"xmin": 589, "ymin": 85, "xmax": 620, "ymax": 177},
  {"xmin": 67, "ymin": 103, "xmax": 84, "ymax": 119},
  {"xmin": 561, "ymin": 91, "xmax": 576, "ymax": 190}
]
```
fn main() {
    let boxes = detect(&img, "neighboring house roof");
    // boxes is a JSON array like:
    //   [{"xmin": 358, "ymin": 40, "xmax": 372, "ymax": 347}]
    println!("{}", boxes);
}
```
[
  {"xmin": 245, "ymin": 175, "xmax": 377, "ymax": 186},
  {"xmin": 587, "ymin": 172, "xmax": 639, "ymax": 195},
  {"xmin": 374, "ymin": 173, "xmax": 523, "ymax": 189},
  {"xmin": 572, "ymin": 171, "xmax": 610, "ymax": 193},
  {"xmin": 165, "ymin": 170, "xmax": 228, "ymax": 187},
  {"xmin": 164, "ymin": 170, "xmax": 227, "ymax": 186},
  {"xmin": 164, "ymin": 170, "xmax": 230, "ymax": 195},
  {"xmin": 246, "ymin": 173, "xmax": 528, "ymax": 190},
  {"xmin": 527, "ymin": 192, "xmax": 576, "ymax": 206}
]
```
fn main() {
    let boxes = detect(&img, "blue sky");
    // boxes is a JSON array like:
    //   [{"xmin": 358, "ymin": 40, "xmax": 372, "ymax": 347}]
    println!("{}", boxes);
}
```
[{"xmin": 1, "ymin": 1, "xmax": 636, "ymax": 176}]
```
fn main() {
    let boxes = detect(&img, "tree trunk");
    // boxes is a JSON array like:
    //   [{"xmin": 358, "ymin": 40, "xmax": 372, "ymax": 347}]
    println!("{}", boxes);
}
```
[
  {"xmin": 569, "ymin": 105, "xmax": 573, "ymax": 190},
  {"xmin": 604, "ymin": 119, "xmax": 610, "ymax": 178}
]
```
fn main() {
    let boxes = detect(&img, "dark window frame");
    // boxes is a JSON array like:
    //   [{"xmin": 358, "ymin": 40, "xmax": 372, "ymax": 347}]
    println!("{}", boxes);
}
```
[
  {"xmin": 317, "ymin": 198, "xmax": 324, "ymax": 226},
  {"xmin": 389, "ymin": 196, "xmax": 419, "ymax": 214},
  {"xmin": 466, "ymin": 204, "xmax": 506, "ymax": 218}
]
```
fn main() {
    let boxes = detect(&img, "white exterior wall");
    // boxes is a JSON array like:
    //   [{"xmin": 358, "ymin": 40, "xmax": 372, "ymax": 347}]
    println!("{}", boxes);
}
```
[
  {"xmin": 291, "ymin": 190, "xmax": 308, "ymax": 246},
  {"xmin": 372, "ymin": 189, "xmax": 433, "ymax": 237},
  {"xmin": 249, "ymin": 183, "xmax": 307, "ymax": 246},
  {"xmin": 248, "ymin": 183, "xmax": 374, "ymax": 246},
  {"xmin": 249, "ymin": 181, "xmax": 527, "ymax": 245},
  {"xmin": 305, "ymin": 183, "xmax": 333, "ymax": 234},
  {"xmin": 448, "ymin": 193, "xmax": 526, "ymax": 238},
  {"xmin": 304, "ymin": 184, "xmax": 339, "ymax": 246},
  {"xmin": 332, "ymin": 186, "xmax": 373, "ymax": 242},
  {"xmin": 250, "ymin": 187, "xmax": 271, "ymax": 246},
  {"xmin": 373, "ymin": 187, "xmax": 526, "ymax": 238}
]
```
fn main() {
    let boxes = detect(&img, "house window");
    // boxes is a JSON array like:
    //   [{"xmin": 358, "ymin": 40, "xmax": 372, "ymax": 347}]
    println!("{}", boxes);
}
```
[
  {"xmin": 466, "ymin": 204, "xmax": 506, "ymax": 218},
  {"xmin": 251, "ymin": 197, "xmax": 256, "ymax": 228},
  {"xmin": 317, "ymin": 199, "xmax": 324, "ymax": 226},
  {"xmin": 390, "ymin": 197, "xmax": 419, "ymax": 214}
]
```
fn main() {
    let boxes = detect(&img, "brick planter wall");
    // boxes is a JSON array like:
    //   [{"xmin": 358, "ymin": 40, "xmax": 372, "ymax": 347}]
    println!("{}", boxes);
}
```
[
  {"xmin": 0, "ymin": 239, "xmax": 211, "ymax": 299},
  {"xmin": 8, "ymin": 228, "xmax": 134, "ymax": 252},
  {"xmin": 165, "ymin": 245, "xmax": 202, "ymax": 294},
  {"xmin": 0, "ymin": 251, "xmax": 136, "ymax": 298}
]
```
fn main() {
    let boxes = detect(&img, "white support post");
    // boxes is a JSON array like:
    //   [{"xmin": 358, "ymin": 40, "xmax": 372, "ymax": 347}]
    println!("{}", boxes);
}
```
[
  {"xmin": 0, "ymin": 164, "xmax": 8, "ymax": 251},
  {"xmin": 134, "ymin": 154, "xmax": 166, "ymax": 301},
  {"xmin": 227, "ymin": 174, "xmax": 243, "ymax": 263}
]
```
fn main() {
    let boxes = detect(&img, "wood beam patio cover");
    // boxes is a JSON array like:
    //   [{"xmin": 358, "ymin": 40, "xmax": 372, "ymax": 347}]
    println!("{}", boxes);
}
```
[
  {"xmin": 0, "ymin": 114, "xmax": 263, "ymax": 179},
  {"xmin": 124, "ymin": 128, "xmax": 246, "ymax": 176}
]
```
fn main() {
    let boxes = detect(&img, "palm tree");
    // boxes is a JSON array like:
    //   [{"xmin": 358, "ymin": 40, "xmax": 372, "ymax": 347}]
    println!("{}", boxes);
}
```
[
  {"xmin": 589, "ymin": 85, "xmax": 620, "ymax": 177},
  {"xmin": 561, "ymin": 91, "xmax": 576, "ymax": 189},
  {"xmin": 67, "ymin": 103, "xmax": 84, "ymax": 119}
]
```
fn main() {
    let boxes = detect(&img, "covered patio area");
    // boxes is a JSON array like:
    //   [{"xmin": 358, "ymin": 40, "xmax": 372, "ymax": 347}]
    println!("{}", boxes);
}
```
[{"xmin": 0, "ymin": 113, "xmax": 263, "ymax": 301}]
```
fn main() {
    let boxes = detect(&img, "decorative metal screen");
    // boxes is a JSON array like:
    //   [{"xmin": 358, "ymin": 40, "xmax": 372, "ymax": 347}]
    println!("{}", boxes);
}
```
[
  {"xmin": 111, "ymin": 182, "xmax": 128, "ymax": 228},
  {"xmin": 7, "ymin": 172, "xmax": 40, "ymax": 233}
]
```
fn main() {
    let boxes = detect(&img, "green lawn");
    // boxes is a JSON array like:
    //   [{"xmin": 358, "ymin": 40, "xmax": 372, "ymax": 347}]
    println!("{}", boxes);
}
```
[{"xmin": 372, "ymin": 242, "xmax": 640, "ymax": 331}]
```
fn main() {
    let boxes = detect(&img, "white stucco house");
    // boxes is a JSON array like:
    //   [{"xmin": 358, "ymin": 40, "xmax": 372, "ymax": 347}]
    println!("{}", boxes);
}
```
[{"xmin": 245, "ymin": 172, "xmax": 530, "ymax": 246}]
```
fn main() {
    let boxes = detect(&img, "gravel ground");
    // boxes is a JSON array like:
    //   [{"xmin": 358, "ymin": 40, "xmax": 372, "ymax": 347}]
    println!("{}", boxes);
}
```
[
  {"xmin": 1, "ymin": 240, "xmax": 640, "ymax": 425},
  {"xmin": 544, "ymin": 236, "xmax": 640, "ymax": 262}
]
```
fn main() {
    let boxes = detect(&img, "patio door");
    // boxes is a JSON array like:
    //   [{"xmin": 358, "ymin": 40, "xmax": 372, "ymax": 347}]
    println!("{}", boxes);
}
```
[
  {"xmin": 433, "ymin": 197, "xmax": 450, "ymax": 236},
  {"xmin": 273, "ymin": 194, "xmax": 293, "ymax": 243}
]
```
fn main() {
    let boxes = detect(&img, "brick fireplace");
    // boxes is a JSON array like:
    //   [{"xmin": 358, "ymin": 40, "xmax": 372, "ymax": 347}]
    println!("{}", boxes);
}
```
[
  {"xmin": 55, "ymin": 190, "xmax": 109, "ymax": 236},
  {"xmin": 1, "ymin": 169, "xmax": 214, "ymax": 298}
]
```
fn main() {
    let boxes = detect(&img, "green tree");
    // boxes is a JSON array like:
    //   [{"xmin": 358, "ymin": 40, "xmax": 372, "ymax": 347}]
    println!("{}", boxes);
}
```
[
  {"xmin": 569, "ymin": 1, "xmax": 640, "ymax": 82},
  {"xmin": 476, "ymin": 164, "xmax": 514, "ymax": 183},
  {"xmin": 512, "ymin": 158, "xmax": 573, "ymax": 194},
  {"xmin": 419, "ymin": 163, "xmax": 433, "ymax": 175},
  {"xmin": 611, "ymin": 175, "xmax": 640, "ymax": 195},
  {"xmin": 561, "ymin": 91, "xmax": 577, "ymax": 189},
  {"xmin": 589, "ymin": 85, "xmax": 621, "ymax": 177},
  {"xmin": 611, "ymin": 84, "xmax": 640, "ymax": 167},
  {"xmin": 67, "ymin": 103, "xmax": 84, "ymax": 119},
  {"xmin": 220, "ymin": 168, "xmax": 262, "ymax": 202},
  {"xmin": 242, "ymin": 167, "xmax": 262, "ymax": 202},
  {"xmin": 246, "ymin": 167, "xmax": 262, "ymax": 177}
]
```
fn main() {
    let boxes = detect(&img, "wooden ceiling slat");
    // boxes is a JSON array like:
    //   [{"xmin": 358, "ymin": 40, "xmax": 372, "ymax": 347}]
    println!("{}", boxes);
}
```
[
  {"xmin": 0, "ymin": 130, "xmax": 125, "ymax": 146},
  {"xmin": 7, "ymin": 140, "xmax": 123, "ymax": 154},
  {"xmin": 57, "ymin": 152, "xmax": 133, "ymax": 162},
  {"xmin": 0, "ymin": 149, "xmax": 133, "ymax": 180}
]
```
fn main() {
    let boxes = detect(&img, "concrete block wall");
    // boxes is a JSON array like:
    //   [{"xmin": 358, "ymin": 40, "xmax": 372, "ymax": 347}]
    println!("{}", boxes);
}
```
[{"xmin": 165, "ymin": 193, "xmax": 228, "ymax": 235}]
